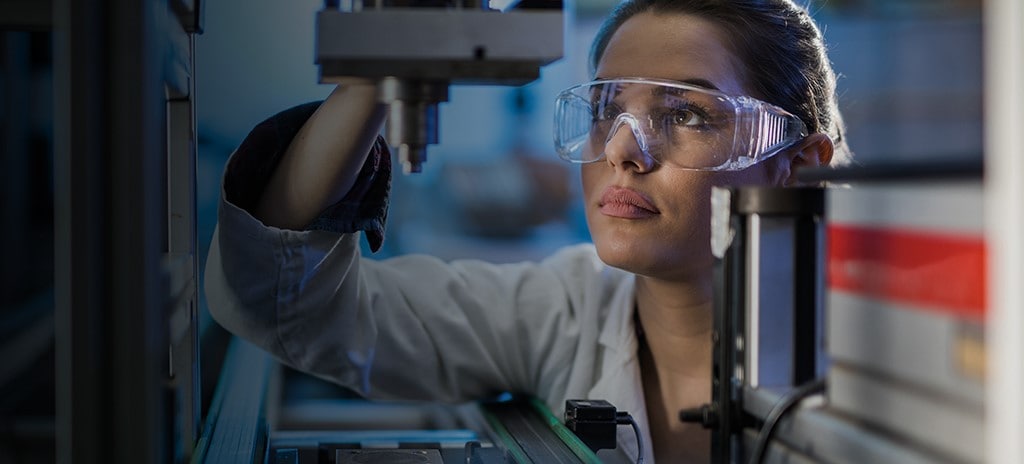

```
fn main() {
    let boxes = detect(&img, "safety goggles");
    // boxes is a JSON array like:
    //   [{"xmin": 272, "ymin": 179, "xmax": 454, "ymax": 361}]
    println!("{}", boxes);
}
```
[{"xmin": 553, "ymin": 77, "xmax": 808, "ymax": 171}]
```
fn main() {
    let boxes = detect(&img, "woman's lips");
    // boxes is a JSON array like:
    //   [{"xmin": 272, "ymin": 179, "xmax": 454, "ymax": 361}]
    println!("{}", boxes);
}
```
[{"xmin": 599, "ymin": 186, "xmax": 660, "ymax": 219}]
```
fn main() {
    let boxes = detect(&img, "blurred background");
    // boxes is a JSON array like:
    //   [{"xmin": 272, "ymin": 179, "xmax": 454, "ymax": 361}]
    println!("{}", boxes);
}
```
[{"xmin": 0, "ymin": 0, "xmax": 986, "ymax": 461}]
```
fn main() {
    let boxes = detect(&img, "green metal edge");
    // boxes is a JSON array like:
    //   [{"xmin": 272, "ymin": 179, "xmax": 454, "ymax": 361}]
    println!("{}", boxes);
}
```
[
  {"xmin": 480, "ymin": 403, "xmax": 533, "ymax": 464},
  {"xmin": 528, "ymin": 397, "xmax": 604, "ymax": 464}
]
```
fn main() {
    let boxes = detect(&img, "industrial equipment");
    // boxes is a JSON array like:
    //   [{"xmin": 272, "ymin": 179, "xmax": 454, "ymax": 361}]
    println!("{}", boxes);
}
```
[
  {"xmin": 315, "ymin": 0, "xmax": 564, "ymax": 173},
  {"xmin": 197, "ymin": 337, "xmax": 631, "ymax": 464},
  {"xmin": 689, "ymin": 161, "xmax": 988, "ymax": 463}
]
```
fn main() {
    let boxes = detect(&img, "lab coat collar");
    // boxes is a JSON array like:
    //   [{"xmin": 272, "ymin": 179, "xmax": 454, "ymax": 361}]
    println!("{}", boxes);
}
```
[{"xmin": 589, "ymin": 273, "xmax": 654, "ymax": 462}]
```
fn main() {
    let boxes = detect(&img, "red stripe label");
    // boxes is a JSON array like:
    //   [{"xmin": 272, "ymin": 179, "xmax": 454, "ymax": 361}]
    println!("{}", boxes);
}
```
[{"xmin": 827, "ymin": 224, "xmax": 986, "ymax": 320}]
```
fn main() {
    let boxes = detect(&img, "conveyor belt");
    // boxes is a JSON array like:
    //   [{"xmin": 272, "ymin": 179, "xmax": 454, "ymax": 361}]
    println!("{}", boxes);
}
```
[{"xmin": 480, "ymin": 397, "xmax": 601, "ymax": 464}]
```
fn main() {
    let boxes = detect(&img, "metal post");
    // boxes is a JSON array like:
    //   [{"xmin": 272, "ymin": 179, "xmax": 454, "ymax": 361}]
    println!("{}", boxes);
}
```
[
  {"xmin": 1, "ymin": 32, "xmax": 31, "ymax": 306},
  {"xmin": 694, "ymin": 187, "xmax": 824, "ymax": 462},
  {"xmin": 54, "ymin": 0, "xmax": 172, "ymax": 462},
  {"xmin": 718, "ymin": 197, "xmax": 749, "ymax": 463},
  {"xmin": 53, "ymin": 0, "xmax": 108, "ymax": 461},
  {"xmin": 166, "ymin": 26, "xmax": 201, "ymax": 461},
  {"xmin": 792, "ymin": 213, "xmax": 820, "ymax": 386},
  {"xmin": 985, "ymin": 0, "xmax": 1024, "ymax": 461}
]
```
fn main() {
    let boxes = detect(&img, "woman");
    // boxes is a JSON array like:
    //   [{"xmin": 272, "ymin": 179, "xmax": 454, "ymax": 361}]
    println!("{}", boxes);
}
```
[{"xmin": 205, "ymin": 0, "xmax": 851, "ymax": 462}]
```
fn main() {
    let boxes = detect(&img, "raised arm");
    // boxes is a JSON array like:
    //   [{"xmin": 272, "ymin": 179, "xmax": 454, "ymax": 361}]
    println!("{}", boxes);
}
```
[{"xmin": 255, "ymin": 82, "xmax": 386, "ymax": 230}]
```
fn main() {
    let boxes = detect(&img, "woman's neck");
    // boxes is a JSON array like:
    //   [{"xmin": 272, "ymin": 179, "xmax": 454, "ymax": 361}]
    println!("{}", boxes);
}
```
[
  {"xmin": 634, "ymin": 274, "xmax": 715, "ymax": 463},
  {"xmin": 634, "ymin": 275, "xmax": 714, "ymax": 375}
]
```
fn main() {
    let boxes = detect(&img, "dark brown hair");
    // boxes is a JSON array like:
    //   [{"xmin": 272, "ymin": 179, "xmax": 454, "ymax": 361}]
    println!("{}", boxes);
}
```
[{"xmin": 590, "ymin": 0, "xmax": 851, "ymax": 164}]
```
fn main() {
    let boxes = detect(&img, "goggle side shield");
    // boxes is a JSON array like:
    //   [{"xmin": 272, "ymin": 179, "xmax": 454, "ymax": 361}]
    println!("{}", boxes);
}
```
[{"xmin": 553, "ymin": 78, "xmax": 809, "ymax": 171}]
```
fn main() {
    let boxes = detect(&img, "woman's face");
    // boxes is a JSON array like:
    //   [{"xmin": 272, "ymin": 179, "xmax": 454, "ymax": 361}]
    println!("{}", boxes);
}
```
[{"xmin": 583, "ymin": 12, "xmax": 786, "ymax": 281}]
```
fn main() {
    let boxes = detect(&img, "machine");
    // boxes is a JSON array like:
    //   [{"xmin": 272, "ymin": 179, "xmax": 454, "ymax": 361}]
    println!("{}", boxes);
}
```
[
  {"xmin": 198, "ymin": 338, "xmax": 633, "ymax": 463},
  {"xmin": 315, "ymin": 0, "xmax": 563, "ymax": 173},
  {"xmin": 686, "ymin": 161, "xmax": 988, "ymax": 463}
]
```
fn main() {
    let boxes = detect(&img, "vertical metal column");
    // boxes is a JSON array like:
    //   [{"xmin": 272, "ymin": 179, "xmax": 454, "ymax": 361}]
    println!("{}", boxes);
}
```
[
  {"xmin": 1, "ymin": 32, "xmax": 30, "ymax": 305},
  {"xmin": 711, "ymin": 186, "xmax": 750, "ymax": 463},
  {"xmin": 166, "ymin": 18, "xmax": 201, "ymax": 461},
  {"xmin": 791, "ymin": 210, "xmax": 821, "ymax": 386},
  {"xmin": 985, "ymin": 0, "xmax": 1024, "ymax": 461},
  {"xmin": 694, "ymin": 186, "xmax": 824, "ymax": 463},
  {"xmin": 53, "ymin": 0, "xmax": 110, "ymax": 461},
  {"xmin": 53, "ymin": 0, "xmax": 197, "ymax": 462},
  {"xmin": 731, "ymin": 187, "xmax": 824, "ymax": 389}
]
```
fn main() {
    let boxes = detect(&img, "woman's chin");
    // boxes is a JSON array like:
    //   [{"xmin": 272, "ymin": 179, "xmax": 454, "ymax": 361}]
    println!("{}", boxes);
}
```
[
  {"xmin": 595, "ymin": 242, "xmax": 666, "ymax": 276},
  {"xmin": 595, "ymin": 241, "xmax": 714, "ymax": 281}
]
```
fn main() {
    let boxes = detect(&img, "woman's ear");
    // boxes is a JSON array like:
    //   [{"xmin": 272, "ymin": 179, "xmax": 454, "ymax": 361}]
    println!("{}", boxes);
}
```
[{"xmin": 778, "ymin": 133, "xmax": 834, "ymax": 186}]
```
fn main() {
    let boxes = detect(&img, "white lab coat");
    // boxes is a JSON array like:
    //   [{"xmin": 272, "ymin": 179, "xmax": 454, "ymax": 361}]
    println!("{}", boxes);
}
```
[{"xmin": 204, "ymin": 160, "xmax": 656, "ymax": 464}]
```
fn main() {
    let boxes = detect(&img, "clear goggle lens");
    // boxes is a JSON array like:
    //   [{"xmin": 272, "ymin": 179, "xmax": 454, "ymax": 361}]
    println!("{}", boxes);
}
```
[{"xmin": 553, "ymin": 77, "xmax": 809, "ymax": 171}]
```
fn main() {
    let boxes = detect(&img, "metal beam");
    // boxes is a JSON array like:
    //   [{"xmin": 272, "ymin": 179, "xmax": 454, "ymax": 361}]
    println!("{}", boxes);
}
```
[
  {"xmin": 0, "ymin": 0, "xmax": 51, "ymax": 30},
  {"xmin": 54, "ymin": 0, "xmax": 171, "ymax": 462}
]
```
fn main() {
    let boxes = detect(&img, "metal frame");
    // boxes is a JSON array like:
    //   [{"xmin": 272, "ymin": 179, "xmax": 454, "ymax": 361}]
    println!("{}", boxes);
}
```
[
  {"xmin": 709, "ymin": 188, "xmax": 749, "ymax": 462},
  {"xmin": 715, "ymin": 175, "xmax": 989, "ymax": 463},
  {"xmin": 54, "ymin": 0, "xmax": 201, "ymax": 462},
  {"xmin": 194, "ymin": 339, "xmax": 276, "ymax": 464},
  {"xmin": 166, "ymin": 27, "xmax": 201, "ymax": 463},
  {"xmin": 1, "ymin": 30, "xmax": 32, "ymax": 305},
  {"xmin": 0, "ymin": 0, "xmax": 52, "ymax": 30},
  {"xmin": 720, "ymin": 187, "xmax": 824, "ymax": 462}
]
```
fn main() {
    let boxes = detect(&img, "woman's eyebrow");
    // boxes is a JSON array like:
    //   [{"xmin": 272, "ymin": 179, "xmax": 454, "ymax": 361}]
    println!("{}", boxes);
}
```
[
  {"xmin": 648, "ymin": 79, "xmax": 724, "ymax": 101},
  {"xmin": 678, "ymin": 78, "xmax": 720, "ymax": 91},
  {"xmin": 592, "ymin": 76, "xmax": 721, "ymax": 91}
]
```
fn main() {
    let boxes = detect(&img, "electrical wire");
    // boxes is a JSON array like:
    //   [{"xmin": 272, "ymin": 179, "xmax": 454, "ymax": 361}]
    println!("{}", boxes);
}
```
[
  {"xmin": 748, "ymin": 378, "xmax": 826, "ymax": 464},
  {"xmin": 616, "ymin": 412, "xmax": 645, "ymax": 464}
]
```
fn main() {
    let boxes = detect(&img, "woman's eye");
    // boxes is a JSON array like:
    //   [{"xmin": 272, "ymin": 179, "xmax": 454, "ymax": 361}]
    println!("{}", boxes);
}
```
[
  {"xmin": 592, "ymin": 103, "xmax": 621, "ymax": 121},
  {"xmin": 670, "ymin": 109, "xmax": 707, "ymax": 126}
]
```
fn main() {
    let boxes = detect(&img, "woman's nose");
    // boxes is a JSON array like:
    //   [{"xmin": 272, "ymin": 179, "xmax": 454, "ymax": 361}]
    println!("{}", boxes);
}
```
[{"xmin": 602, "ymin": 114, "xmax": 656, "ymax": 172}]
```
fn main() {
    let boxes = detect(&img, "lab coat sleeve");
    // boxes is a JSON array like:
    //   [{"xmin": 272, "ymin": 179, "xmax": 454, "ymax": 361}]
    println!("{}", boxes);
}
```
[
  {"xmin": 220, "ymin": 100, "xmax": 390, "ymax": 250},
  {"xmin": 205, "ymin": 103, "xmax": 604, "ymax": 403},
  {"xmin": 207, "ymin": 197, "xmax": 601, "ymax": 402},
  {"xmin": 345, "ymin": 247, "xmax": 602, "ymax": 402}
]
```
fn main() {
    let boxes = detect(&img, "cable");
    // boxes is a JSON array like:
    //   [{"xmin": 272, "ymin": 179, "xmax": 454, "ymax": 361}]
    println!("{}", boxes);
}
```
[
  {"xmin": 616, "ymin": 412, "xmax": 645, "ymax": 464},
  {"xmin": 748, "ymin": 378, "xmax": 826, "ymax": 464}
]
